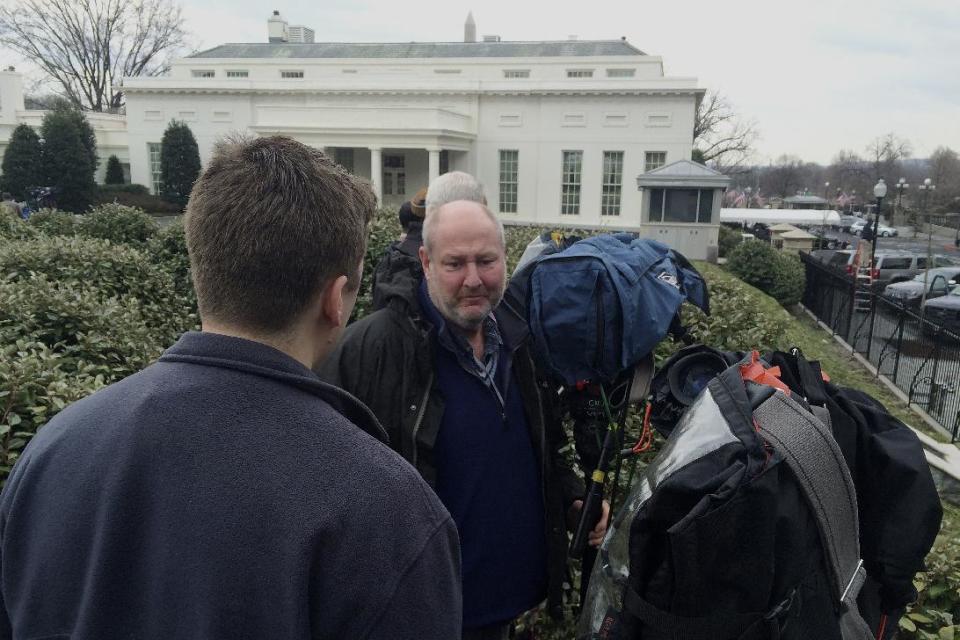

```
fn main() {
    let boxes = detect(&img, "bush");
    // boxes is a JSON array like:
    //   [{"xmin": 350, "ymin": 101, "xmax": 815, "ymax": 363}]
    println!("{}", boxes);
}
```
[
  {"xmin": 95, "ymin": 184, "xmax": 183, "ymax": 213},
  {"xmin": 1, "ymin": 123, "xmax": 43, "ymax": 200},
  {"xmin": 160, "ymin": 120, "xmax": 201, "ymax": 207},
  {"xmin": 25, "ymin": 208, "xmax": 78, "ymax": 237},
  {"xmin": 0, "ymin": 235, "xmax": 185, "ymax": 338},
  {"xmin": 353, "ymin": 207, "xmax": 403, "ymax": 321},
  {"xmin": 0, "ymin": 341, "xmax": 106, "ymax": 485},
  {"xmin": 727, "ymin": 241, "xmax": 806, "ymax": 308},
  {"xmin": 79, "ymin": 203, "xmax": 159, "ymax": 246},
  {"xmin": 99, "ymin": 183, "xmax": 150, "ymax": 195},
  {"xmin": 104, "ymin": 155, "xmax": 125, "ymax": 185},
  {"xmin": 718, "ymin": 224, "xmax": 743, "ymax": 258},
  {"xmin": 0, "ymin": 275, "xmax": 165, "ymax": 378},
  {"xmin": 39, "ymin": 108, "xmax": 96, "ymax": 213},
  {"xmin": 0, "ymin": 214, "xmax": 37, "ymax": 241},
  {"xmin": 901, "ymin": 506, "xmax": 960, "ymax": 638},
  {"xmin": 146, "ymin": 218, "xmax": 196, "ymax": 306}
]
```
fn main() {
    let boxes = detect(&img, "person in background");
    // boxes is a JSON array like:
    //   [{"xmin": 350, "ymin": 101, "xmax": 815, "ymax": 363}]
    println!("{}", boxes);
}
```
[{"xmin": 0, "ymin": 136, "xmax": 462, "ymax": 640}]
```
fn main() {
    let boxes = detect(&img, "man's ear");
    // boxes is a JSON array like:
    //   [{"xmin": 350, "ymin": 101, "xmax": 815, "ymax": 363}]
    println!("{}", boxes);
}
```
[
  {"xmin": 419, "ymin": 245, "xmax": 431, "ymax": 279},
  {"xmin": 321, "ymin": 275, "xmax": 350, "ymax": 328}
]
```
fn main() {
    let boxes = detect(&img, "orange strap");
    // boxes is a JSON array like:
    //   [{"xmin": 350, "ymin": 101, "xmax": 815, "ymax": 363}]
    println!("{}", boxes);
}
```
[
  {"xmin": 739, "ymin": 351, "xmax": 791, "ymax": 395},
  {"xmin": 632, "ymin": 403, "xmax": 655, "ymax": 454}
]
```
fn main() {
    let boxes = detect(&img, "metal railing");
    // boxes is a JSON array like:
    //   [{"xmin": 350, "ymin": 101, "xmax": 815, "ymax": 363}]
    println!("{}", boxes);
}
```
[{"xmin": 800, "ymin": 253, "xmax": 960, "ymax": 442}]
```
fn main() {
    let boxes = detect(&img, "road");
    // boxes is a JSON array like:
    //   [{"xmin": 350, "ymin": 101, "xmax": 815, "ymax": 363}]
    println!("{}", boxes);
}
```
[{"xmin": 818, "ymin": 224, "xmax": 960, "ymax": 261}]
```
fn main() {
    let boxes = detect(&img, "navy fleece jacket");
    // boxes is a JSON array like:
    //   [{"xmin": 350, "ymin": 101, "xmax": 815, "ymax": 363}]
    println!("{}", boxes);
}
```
[{"xmin": 0, "ymin": 332, "xmax": 462, "ymax": 640}]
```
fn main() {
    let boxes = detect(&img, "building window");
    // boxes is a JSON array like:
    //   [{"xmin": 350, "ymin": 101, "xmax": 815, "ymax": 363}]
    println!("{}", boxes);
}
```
[
  {"xmin": 648, "ymin": 188, "xmax": 714, "ymax": 223},
  {"xmin": 333, "ymin": 148, "xmax": 354, "ymax": 173},
  {"xmin": 434, "ymin": 69, "xmax": 462, "ymax": 74},
  {"xmin": 178, "ymin": 110, "xmax": 197, "ymax": 122},
  {"xmin": 567, "ymin": 69, "xmax": 594, "ymax": 78},
  {"xmin": 644, "ymin": 151, "xmax": 667, "ymax": 172},
  {"xmin": 561, "ymin": 113, "xmax": 586, "ymax": 127},
  {"xmin": 498, "ymin": 113, "xmax": 522, "ymax": 127},
  {"xmin": 342, "ymin": 69, "xmax": 358, "ymax": 74},
  {"xmin": 499, "ymin": 150, "xmax": 519, "ymax": 214},
  {"xmin": 212, "ymin": 110, "xmax": 232, "ymax": 122},
  {"xmin": 148, "ymin": 143, "xmax": 162, "ymax": 195},
  {"xmin": 601, "ymin": 151, "xmax": 624, "ymax": 216},
  {"xmin": 603, "ymin": 113, "xmax": 628, "ymax": 127},
  {"xmin": 226, "ymin": 70, "xmax": 248, "ymax": 78},
  {"xmin": 561, "ymin": 151, "xmax": 583, "ymax": 215},
  {"xmin": 504, "ymin": 70, "xmax": 530, "ymax": 78},
  {"xmin": 144, "ymin": 110, "xmax": 163, "ymax": 121},
  {"xmin": 606, "ymin": 68, "xmax": 636, "ymax": 77},
  {"xmin": 191, "ymin": 70, "xmax": 215, "ymax": 78},
  {"xmin": 281, "ymin": 70, "xmax": 304, "ymax": 79}
]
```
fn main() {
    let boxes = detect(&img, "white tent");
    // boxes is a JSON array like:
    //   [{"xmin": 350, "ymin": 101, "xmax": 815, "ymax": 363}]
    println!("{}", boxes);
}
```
[{"xmin": 720, "ymin": 208, "xmax": 841, "ymax": 226}]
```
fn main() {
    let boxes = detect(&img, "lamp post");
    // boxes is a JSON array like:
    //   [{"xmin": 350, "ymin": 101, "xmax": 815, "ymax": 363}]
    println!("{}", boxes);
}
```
[
  {"xmin": 869, "ymin": 179, "xmax": 887, "ymax": 277},
  {"xmin": 919, "ymin": 178, "xmax": 937, "ymax": 309},
  {"xmin": 744, "ymin": 185, "xmax": 752, "ymax": 208},
  {"xmin": 821, "ymin": 182, "xmax": 830, "ymax": 246},
  {"xmin": 894, "ymin": 177, "xmax": 908, "ymax": 227}
]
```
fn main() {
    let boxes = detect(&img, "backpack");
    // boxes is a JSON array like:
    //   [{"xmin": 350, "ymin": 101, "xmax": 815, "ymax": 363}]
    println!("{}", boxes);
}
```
[
  {"xmin": 579, "ymin": 350, "xmax": 941, "ymax": 640},
  {"xmin": 524, "ymin": 233, "xmax": 708, "ymax": 386}
]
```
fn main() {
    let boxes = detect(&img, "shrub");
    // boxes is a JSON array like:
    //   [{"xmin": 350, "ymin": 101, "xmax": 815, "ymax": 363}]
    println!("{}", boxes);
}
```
[
  {"xmin": 79, "ymin": 203, "xmax": 159, "ymax": 246},
  {"xmin": 0, "ymin": 275, "xmax": 165, "ymax": 378},
  {"xmin": 146, "ymin": 218, "xmax": 196, "ymax": 306},
  {"xmin": 95, "ymin": 185, "xmax": 183, "ymax": 213},
  {"xmin": 160, "ymin": 120, "xmax": 201, "ymax": 207},
  {"xmin": 1, "ymin": 123, "xmax": 43, "ymax": 200},
  {"xmin": 39, "ymin": 108, "xmax": 96, "ymax": 213},
  {"xmin": 727, "ymin": 241, "xmax": 805, "ymax": 308},
  {"xmin": 25, "ymin": 208, "xmax": 78, "ymax": 237},
  {"xmin": 353, "ymin": 207, "xmax": 403, "ymax": 321},
  {"xmin": 104, "ymin": 155, "xmax": 125, "ymax": 185},
  {"xmin": 0, "ymin": 214, "xmax": 37, "ymax": 241},
  {"xmin": 0, "ymin": 341, "xmax": 106, "ymax": 486},
  {"xmin": 718, "ymin": 224, "xmax": 743, "ymax": 258},
  {"xmin": 0, "ymin": 235, "xmax": 184, "ymax": 338}
]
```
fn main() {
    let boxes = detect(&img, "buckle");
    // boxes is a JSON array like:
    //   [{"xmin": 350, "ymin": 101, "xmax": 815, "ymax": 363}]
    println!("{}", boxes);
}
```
[{"xmin": 764, "ymin": 588, "xmax": 797, "ymax": 621}]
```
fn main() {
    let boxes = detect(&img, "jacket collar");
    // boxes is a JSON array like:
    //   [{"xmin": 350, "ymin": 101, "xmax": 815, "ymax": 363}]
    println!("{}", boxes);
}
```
[{"xmin": 159, "ymin": 331, "xmax": 389, "ymax": 443}]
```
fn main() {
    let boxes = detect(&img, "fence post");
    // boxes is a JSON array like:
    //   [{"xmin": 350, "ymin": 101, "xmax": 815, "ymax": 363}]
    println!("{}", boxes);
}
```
[
  {"xmin": 927, "ymin": 327, "xmax": 943, "ymax": 417},
  {"xmin": 891, "ymin": 308, "xmax": 905, "ymax": 386},
  {"xmin": 866, "ymin": 291, "xmax": 878, "ymax": 361}
]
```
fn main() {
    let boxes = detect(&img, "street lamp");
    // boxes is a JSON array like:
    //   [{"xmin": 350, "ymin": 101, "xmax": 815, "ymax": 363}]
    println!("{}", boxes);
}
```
[
  {"xmin": 821, "ymin": 182, "xmax": 831, "ymax": 244},
  {"xmin": 869, "ymin": 179, "xmax": 887, "ymax": 276},
  {"xmin": 919, "ymin": 178, "xmax": 937, "ymax": 309},
  {"xmin": 744, "ymin": 186, "xmax": 752, "ymax": 208},
  {"xmin": 894, "ymin": 177, "xmax": 909, "ymax": 227}
]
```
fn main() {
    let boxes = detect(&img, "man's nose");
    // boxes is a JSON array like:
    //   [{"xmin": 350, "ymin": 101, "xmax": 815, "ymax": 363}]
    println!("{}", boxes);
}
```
[{"xmin": 463, "ymin": 261, "xmax": 482, "ymax": 287}]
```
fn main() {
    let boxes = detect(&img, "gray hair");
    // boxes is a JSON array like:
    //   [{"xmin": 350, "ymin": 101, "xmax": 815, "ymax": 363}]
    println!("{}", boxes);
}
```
[
  {"xmin": 425, "ymin": 171, "xmax": 487, "ymax": 216},
  {"xmin": 422, "ymin": 201, "xmax": 506, "ymax": 255}
]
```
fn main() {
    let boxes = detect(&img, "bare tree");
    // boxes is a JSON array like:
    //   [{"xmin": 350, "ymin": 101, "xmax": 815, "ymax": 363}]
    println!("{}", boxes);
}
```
[
  {"xmin": 693, "ymin": 91, "xmax": 760, "ymax": 174},
  {"xmin": 761, "ymin": 155, "xmax": 806, "ymax": 198},
  {"xmin": 864, "ymin": 133, "xmax": 912, "ymax": 182},
  {"xmin": 0, "ymin": 0, "xmax": 189, "ymax": 111},
  {"xmin": 927, "ymin": 146, "xmax": 960, "ymax": 209},
  {"xmin": 828, "ymin": 149, "xmax": 870, "ymax": 195}
]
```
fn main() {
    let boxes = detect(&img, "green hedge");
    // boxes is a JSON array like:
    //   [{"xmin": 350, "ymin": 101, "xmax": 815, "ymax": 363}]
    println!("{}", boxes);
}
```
[
  {"xmin": 727, "ymin": 240, "xmax": 806, "ymax": 308},
  {"xmin": 25, "ymin": 208, "xmax": 79, "ymax": 236},
  {"xmin": 78, "ymin": 203, "xmax": 159, "ymax": 247}
]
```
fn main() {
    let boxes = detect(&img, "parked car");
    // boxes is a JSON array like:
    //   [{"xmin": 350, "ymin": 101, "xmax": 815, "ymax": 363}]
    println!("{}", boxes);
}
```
[
  {"xmin": 850, "ymin": 219, "xmax": 868, "ymax": 235},
  {"xmin": 839, "ymin": 215, "xmax": 859, "ymax": 232},
  {"xmin": 826, "ymin": 251, "xmax": 955, "ymax": 287},
  {"xmin": 850, "ymin": 219, "xmax": 897, "ymax": 237},
  {"xmin": 883, "ymin": 267, "xmax": 960, "ymax": 306},
  {"xmin": 922, "ymin": 288, "xmax": 960, "ymax": 337}
]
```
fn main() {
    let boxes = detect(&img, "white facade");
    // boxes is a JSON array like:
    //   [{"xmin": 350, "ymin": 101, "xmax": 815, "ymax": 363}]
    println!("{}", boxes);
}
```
[
  {"xmin": 0, "ymin": 71, "xmax": 129, "ymax": 184},
  {"xmin": 123, "ymin": 35, "xmax": 709, "ymax": 253}
]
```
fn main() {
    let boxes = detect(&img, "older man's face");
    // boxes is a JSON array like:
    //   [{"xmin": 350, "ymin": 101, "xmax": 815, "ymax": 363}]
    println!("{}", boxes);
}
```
[{"xmin": 420, "ymin": 201, "xmax": 506, "ymax": 332}]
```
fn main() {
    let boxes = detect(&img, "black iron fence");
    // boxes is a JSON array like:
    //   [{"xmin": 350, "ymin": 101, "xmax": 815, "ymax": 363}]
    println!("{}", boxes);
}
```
[{"xmin": 800, "ymin": 253, "xmax": 960, "ymax": 442}]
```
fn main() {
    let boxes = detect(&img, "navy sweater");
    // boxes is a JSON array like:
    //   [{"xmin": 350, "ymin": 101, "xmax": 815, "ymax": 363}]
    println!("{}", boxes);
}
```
[
  {"xmin": 420, "ymin": 292, "xmax": 548, "ymax": 628},
  {"xmin": 0, "ymin": 332, "xmax": 462, "ymax": 640}
]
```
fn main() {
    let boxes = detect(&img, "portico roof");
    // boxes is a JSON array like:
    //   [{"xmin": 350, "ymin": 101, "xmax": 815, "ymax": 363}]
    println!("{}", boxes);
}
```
[{"xmin": 635, "ymin": 159, "xmax": 731, "ymax": 189}]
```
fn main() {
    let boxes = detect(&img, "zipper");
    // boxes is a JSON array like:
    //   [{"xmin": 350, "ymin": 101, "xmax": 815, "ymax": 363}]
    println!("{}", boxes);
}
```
[
  {"xmin": 410, "ymin": 370, "xmax": 434, "ymax": 468},
  {"xmin": 526, "ymin": 350, "xmax": 549, "ymax": 519}
]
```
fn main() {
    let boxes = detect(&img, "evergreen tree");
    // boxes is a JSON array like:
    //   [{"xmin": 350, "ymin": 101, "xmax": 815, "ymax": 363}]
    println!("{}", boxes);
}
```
[
  {"xmin": 105, "ymin": 155, "xmax": 125, "ymax": 184},
  {"xmin": 49, "ymin": 99, "xmax": 98, "ymax": 174},
  {"xmin": 1, "ymin": 124, "xmax": 43, "ymax": 199},
  {"xmin": 40, "ymin": 109, "xmax": 96, "ymax": 213},
  {"xmin": 160, "ymin": 120, "xmax": 201, "ymax": 207}
]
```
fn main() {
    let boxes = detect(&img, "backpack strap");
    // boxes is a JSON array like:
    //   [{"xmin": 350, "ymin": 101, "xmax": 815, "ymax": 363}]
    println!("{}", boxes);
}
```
[{"xmin": 753, "ymin": 392, "xmax": 873, "ymax": 639}]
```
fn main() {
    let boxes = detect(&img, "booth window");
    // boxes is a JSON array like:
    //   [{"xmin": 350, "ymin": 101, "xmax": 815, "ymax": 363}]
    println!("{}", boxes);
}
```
[{"xmin": 649, "ymin": 188, "xmax": 714, "ymax": 223}]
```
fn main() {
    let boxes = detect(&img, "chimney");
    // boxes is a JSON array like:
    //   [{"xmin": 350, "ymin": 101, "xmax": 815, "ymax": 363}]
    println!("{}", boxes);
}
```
[
  {"xmin": 464, "ymin": 12, "xmax": 477, "ymax": 43},
  {"xmin": 268, "ymin": 10, "xmax": 288, "ymax": 43}
]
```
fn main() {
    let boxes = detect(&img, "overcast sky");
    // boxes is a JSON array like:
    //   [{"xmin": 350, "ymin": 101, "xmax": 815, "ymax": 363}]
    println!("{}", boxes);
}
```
[{"xmin": 11, "ymin": 0, "xmax": 960, "ymax": 166}]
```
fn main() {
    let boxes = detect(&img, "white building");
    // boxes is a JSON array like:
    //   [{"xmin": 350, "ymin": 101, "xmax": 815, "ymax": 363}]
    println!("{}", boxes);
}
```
[
  {"xmin": 122, "ymin": 13, "xmax": 721, "ymax": 256},
  {"xmin": 0, "ymin": 69, "xmax": 129, "ymax": 184}
]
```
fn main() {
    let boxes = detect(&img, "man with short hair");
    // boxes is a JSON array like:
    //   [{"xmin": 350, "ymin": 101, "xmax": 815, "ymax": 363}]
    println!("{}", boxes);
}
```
[
  {"xmin": 321, "ymin": 195, "xmax": 603, "ymax": 639},
  {"xmin": 0, "ymin": 136, "xmax": 461, "ymax": 639}
]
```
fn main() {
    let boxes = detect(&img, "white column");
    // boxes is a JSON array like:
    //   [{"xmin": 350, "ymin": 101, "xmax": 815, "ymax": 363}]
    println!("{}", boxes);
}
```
[
  {"xmin": 369, "ymin": 147, "xmax": 382, "ymax": 205},
  {"xmin": 428, "ymin": 148, "xmax": 441, "ymax": 185}
]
